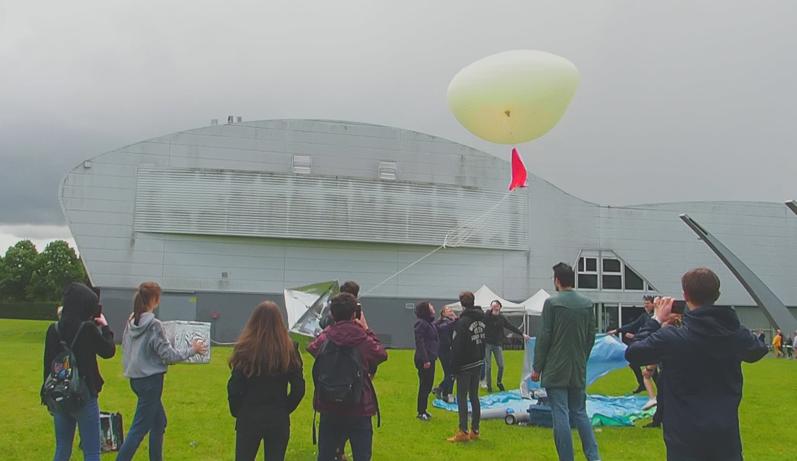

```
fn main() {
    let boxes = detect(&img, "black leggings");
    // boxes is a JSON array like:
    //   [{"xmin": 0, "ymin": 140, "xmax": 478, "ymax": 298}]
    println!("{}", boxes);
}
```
[
  {"xmin": 235, "ymin": 420, "xmax": 290, "ymax": 461},
  {"xmin": 456, "ymin": 368, "xmax": 481, "ymax": 433},
  {"xmin": 417, "ymin": 364, "xmax": 436, "ymax": 414}
]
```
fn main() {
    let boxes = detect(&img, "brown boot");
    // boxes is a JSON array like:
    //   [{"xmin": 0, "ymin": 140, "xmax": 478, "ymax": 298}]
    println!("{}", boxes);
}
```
[
  {"xmin": 469, "ymin": 430, "xmax": 480, "ymax": 441},
  {"xmin": 447, "ymin": 430, "xmax": 470, "ymax": 443}
]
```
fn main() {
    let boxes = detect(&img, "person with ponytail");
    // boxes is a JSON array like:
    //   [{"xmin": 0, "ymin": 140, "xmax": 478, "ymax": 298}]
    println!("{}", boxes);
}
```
[
  {"xmin": 116, "ymin": 281, "xmax": 207, "ymax": 461},
  {"xmin": 43, "ymin": 282, "xmax": 115, "ymax": 461},
  {"xmin": 227, "ymin": 301, "xmax": 305, "ymax": 461}
]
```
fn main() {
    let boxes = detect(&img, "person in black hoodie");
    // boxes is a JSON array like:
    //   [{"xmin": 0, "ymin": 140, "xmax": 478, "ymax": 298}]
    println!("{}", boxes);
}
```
[
  {"xmin": 447, "ymin": 291, "xmax": 486, "ymax": 442},
  {"xmin": 482, "ymin": 300, "xmax": 529, "ymax": 393},
  {"xmin": 228, "ymin": 301, "xmax": 305, "ymax": 461},
  {"xmin": 413, "ymin": 301, "xmax": 439, "ymax": 421},
  {"xmin": 433, "ymin": 307, "xmax": 457, "ymax": 402},
  {"xmin": 43, "ymin": 282, "xmax": 116, "ymax": 461},
  {"xmin": 626, "ymin": 268, "xmax": 768, "ymax": 461}
]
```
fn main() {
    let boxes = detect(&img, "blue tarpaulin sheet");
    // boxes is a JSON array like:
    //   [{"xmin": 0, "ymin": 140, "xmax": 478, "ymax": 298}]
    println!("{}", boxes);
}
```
[{"xmin": 431, "ymin": 334, "xmax": 652, "ymax": 426}]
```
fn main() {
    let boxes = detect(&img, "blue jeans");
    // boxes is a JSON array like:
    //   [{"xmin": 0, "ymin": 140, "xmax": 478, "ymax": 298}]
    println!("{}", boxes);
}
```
[
  {"xmin": 116, "ymin": 373, "xmax": 167, "ymax": 461},
  {"xmin": 484, "ymin": 343, "xmax": 505, "ymax": 389},
  {"xmin": 547, "ymin": 387, "xmax": 600, "ymax": 461},
  {"xmin": 53, "ymin": 396, "xmax": 101, "ymax": 461},
  {"xmin": 317, "ymin": 414, "xmax": 373, "ymax": 461}
]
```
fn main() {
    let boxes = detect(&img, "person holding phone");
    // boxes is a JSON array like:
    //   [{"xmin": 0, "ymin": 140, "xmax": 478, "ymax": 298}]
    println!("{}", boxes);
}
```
[
  {"xmin": 626, "ymin": 268, "xmax": 768, "ymax": 460},
  {"xmin": 116, "ymin": 281, "xmax": 207, "ymax": 461},
  {"xmin": 43, "ymin": 282, "xmax": 115, "ymax": 461}
]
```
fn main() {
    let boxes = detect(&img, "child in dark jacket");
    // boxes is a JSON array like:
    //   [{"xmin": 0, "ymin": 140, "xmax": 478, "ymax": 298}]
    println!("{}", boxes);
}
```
[
  {"xmin": 228, "ymin": 301, "xmax": 305, "ymax": 461},
  {"xmin": 413, "ymin": 301, "xmax": 439, "ymax": 421},
  {"xmin": 433, "ymin": 307, "xmax": 457, "ymax": 402},
  {"xmin": 43, "ymin": 282, "xmax": 115, "ymax": 461}
]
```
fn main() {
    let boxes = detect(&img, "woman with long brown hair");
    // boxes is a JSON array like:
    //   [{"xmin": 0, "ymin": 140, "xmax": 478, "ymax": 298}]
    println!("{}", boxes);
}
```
[{"xmin": 227, "ymin": 301, "xmax": 305, "ymax": 461}]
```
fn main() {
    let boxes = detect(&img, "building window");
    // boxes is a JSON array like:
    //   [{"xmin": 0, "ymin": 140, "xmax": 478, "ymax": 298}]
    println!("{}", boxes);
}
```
[
  {"xmin": 625, "ymin": 266, "xmax": 645, "ymax": 290},
  {"xmin": 292, "ymin": 155, "xmax": 311, "ymax": 174},
  {"xmin": 577, "ymin": 256, "xmax": 599, "ymax": 289},
  {"xmin": 576, "ymin": 251, "xmax": 652, "ymax": 292},
  {"xmin": 378, "ymin": 161, "xmax": 397, "ymax": 180},
  {"xmin": 602, "ymin": 258, "xmax": 622, "ymax": 290}
]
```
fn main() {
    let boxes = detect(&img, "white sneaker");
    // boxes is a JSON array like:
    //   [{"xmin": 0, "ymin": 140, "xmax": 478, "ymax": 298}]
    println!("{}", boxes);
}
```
[
  {"xmin": 447, "ymin": 395, "xmax": 456, "ymax": 404},
  {"xmin": 642, "ymin": 398, "xmax": 658, "ymax": 411},
  {"xmin": 480, "ymin": 380, "xmax": 487, "ymax": 389}
]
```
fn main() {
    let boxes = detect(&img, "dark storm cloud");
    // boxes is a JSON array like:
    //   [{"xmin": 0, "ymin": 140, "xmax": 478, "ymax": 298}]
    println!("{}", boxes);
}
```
[{"xmin": 1, "ymin": 1, "xmax": 796, "ymax": 227}]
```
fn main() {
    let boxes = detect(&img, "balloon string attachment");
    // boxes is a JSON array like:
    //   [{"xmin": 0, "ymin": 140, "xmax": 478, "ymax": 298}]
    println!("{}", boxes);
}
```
[{"xmin": 504, "ymin": 110, "xmax": 511, "ymax": 117}]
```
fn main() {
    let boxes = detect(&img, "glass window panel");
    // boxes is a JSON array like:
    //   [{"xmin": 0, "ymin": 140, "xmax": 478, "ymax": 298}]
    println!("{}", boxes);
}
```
[
  {"xmin": 578, "ymin": 274, "xmax": 598, "ymax": 289},
  {"xmin": 585, "ymin": 258, "xmax": 597, "ymax": 272},
  {"xmin": 602, "ymin": 274, "xmax": 622, "ymax": 290},
  {"xmin": 603, "ymin": 258, "xmax": 621, "ymax": 273},
  {"xmin": 624, "ymin": 267, "xmax": 644, "ymax": 290},
  {"xmin": 578, "ymin": 257, "xmax": 584, "ymax": 272}
]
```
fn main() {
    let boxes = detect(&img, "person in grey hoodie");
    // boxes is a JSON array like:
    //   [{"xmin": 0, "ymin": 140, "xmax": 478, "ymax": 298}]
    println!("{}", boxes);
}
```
[{"xmin": 116, "ymin": 282, "xmax": 207, "ymax": 461}]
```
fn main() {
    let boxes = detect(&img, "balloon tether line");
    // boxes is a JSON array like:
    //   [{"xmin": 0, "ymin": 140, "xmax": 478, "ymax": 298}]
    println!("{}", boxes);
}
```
[{"xmin": 362, "ymin": 191, "xmax": 512, "ymax": 297}]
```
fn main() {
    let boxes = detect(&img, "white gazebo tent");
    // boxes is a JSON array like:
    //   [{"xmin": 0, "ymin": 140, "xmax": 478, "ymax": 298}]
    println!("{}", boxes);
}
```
[
  {"xmin": 520, "ymin": 289, "xmax": 550, "ymax": 335},
  {"xmin": 445, "ymin": 284, "xmax": 524, "ymax": 312}
]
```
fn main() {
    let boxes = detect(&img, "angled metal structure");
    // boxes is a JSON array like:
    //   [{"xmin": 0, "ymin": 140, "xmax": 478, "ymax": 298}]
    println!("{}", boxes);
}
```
[
  {"xmin": 680, "ymin": 214, "xmax": 797, "ymax": 333},
  {"xmin": 787, "ymin": 200, "xmax": 797, "ymax": 215}
]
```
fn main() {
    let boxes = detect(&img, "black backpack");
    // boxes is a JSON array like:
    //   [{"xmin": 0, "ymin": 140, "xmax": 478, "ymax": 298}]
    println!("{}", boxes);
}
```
[
  {"xmin": 43, "ymin": 322, "xmax": 91, "ymax": 414},
  {"xmin": 311, "ymin": 340, "xmax": 380, "ymax": 444},
  {"xmin": 312, "ymin": 340, "xmax": 365, "ymax": 405}
]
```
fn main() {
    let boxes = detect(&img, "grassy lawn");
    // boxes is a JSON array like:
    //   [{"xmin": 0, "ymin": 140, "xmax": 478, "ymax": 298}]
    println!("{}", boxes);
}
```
[{"xmin": 1, "ymin": 319, "xmax": 793, "ymax": 460}]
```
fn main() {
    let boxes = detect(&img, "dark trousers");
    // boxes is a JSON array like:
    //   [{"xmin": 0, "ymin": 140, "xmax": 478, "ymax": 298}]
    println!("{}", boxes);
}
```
[
  {"xmin": 116, "ymin": 373, "xmax": 167, "ymax": 461},
  {"xmin": 416, "ymin": 363, "xmax": 436, "ymax": 414},
  {"xmin": 436, "ymin": 352, "xmax": 455, "ymax": 396},
  {"xmin": 317, "ymin": 414, "xmax": 372, "ymax": 461},
  {"xmin": 631, "ymin": 364, "xmax": 644, "ymax": 387},
  {"xmin": 456, "ymin": 368, "xmax": 481, "ymax": 433},
  {"xmin": 235, "ymin": 416, "xmax": 290, "ymax": 461}
]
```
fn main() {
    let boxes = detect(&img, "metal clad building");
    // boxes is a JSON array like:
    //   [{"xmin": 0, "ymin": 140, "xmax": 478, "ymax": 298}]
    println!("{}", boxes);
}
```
[{"xmin": 60, "ymin": 119, "xmax": 797, "ymax": 347}]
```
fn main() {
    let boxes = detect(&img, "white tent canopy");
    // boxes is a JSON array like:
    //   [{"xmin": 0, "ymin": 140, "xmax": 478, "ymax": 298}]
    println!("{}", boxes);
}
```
[
  {"xmin": 522, "ymin": 289, "xmax": 550, "ymax": 316},
  {"xmin": 446, "ymin": 284, "xmax": 525, "ymax": 314}
]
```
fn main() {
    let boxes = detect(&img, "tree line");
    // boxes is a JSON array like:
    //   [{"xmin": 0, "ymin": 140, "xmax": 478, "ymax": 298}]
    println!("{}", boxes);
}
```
[{"xmin": 0, "ymin": 240, "xmax": 89, "ymax": 302}]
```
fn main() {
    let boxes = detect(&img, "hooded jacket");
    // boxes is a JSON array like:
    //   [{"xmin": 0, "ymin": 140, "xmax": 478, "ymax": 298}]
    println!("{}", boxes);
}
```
[
  {"xmin": 414, "ymin": 312, "xmax": 439, "ymax": 367},
  {"xmin": 626, "ymin": 305, "xmax": 768, "ymax": 459},
  {"xmin": 42, "ymin": 283, "xmax": 115, "ymax": 397},
  {"xmin": 122, "ymin": 312, "xmax": 196, "ymax": 379},
  {"xmin": 450, "ymin": 306, "xmax": 486, "ymax": 373},
  {"xmin": 434, "ymin": 317, "xmax": 456, "ymax": 357},
  {"xmin": 307, "ymin": 320, "xmax": 388, "ymax": 417}
]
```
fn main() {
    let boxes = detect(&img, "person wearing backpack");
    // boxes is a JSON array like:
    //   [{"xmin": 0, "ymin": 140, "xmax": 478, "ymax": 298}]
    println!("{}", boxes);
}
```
[
  {"xmin": 413, "ymin": 301, "xmax": 439, "ymax": 421},
  {"xmin": 42, "ymin": 282, "xmax": 116, "ymax": 461},
  {"xmin": 447, "ymin": 291, "xmax": 486, "ymax": 443},
  {"xmin": 227, "ymin": 301, "xmax": 306, "ymax": 461},
  {"xmin": 116, "ymin": 282, "xmax": 207, "ymax": 461},
  {"xmin": 308, "ymin": 292, "xmax": 388, "ymax": 461}
]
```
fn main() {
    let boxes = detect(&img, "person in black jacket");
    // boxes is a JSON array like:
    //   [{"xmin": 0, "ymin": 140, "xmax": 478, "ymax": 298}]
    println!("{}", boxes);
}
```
[
  {"xmin": 609, "ymin": 295, "xmax": 655, "ymax": 393},
  {"xmin": 482, "ymin": 300, "xmax": 529, "ymax": 392},
  {"xmin": 626, "ymin": 268, "xmax": 768, "ymax": 461},
  {"xmin": 228, "ymin": 301, "xmax": 305, "ymax": 461},
  {"xmin": 447, "ymin": 292, "xmax": 486, "ymax": 442},
  {"xmin": 413, "ymin": 301, "xmax": 439, "ymax": 421},
  {"xmin": 433, "ymin": 307, "xmax": 457, "ymax": 402},
  {"xmin": 43, "ymin": 282, "xmax": 115, "ymax": 461}
]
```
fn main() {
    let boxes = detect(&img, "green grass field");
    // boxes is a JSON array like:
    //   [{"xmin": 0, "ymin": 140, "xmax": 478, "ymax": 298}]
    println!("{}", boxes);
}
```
[{"xmin": 2, "ymin": 319, "xmax": 793, "ymax": 460}]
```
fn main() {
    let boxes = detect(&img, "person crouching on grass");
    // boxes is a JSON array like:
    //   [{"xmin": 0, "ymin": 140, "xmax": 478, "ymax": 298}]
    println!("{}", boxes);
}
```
[
  {"xmin": 227, "ymin": 301, "xmax": 305, "ymax": 461},
  {"xmin": 413, "ymin": 301, "xmax": 439, "ymax": 421}
]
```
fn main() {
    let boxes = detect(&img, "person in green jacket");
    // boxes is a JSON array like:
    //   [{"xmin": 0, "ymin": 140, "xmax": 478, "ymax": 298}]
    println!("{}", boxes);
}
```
[{"xmin": 532, "ymin": 263, "xmax": 600, "ymax": 461}]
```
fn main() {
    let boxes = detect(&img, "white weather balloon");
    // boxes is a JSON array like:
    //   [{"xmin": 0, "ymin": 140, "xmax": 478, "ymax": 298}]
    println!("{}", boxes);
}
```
[{"xmin": 447, "ymin": 50, "xmax": 580, "ymax": 145}]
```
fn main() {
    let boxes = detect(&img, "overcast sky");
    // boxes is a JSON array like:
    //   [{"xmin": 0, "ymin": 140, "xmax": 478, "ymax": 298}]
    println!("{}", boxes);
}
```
[{"xmin": 1, "ymin": 1, "xmax": 796, "ymax": 250}]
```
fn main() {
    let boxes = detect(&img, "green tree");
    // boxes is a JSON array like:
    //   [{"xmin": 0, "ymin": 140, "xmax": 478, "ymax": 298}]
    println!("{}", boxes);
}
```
[
  {"xmin": 27, "ymin": 240, "xmax": 88, "ymax": 302},
  {"xmin": 0, "ymin": 240, "xmax": 39, "ymax": 302}
]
